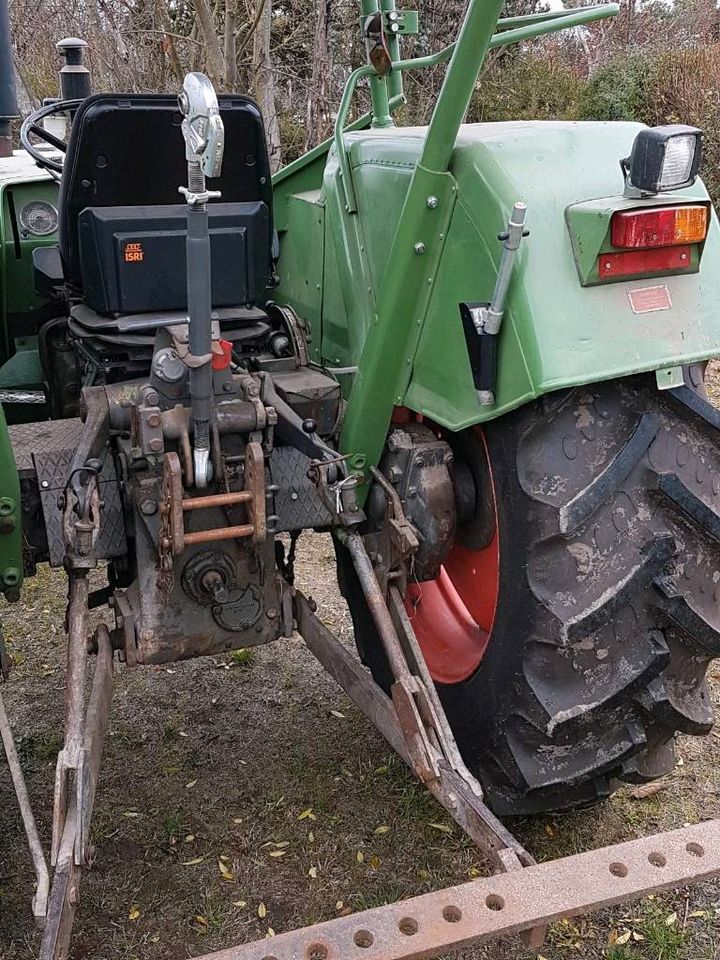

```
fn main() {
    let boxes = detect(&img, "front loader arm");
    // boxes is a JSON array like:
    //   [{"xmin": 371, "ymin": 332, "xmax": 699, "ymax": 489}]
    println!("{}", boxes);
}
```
[{"xmin": 336, "ymin": 1, "xmax": 620, "ymax": 497}]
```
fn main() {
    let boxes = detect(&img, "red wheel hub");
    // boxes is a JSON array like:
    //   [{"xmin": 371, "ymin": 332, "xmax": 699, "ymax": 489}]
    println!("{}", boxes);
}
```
[{"xmin": 404, "ymin": 430, "xmax": 499, "ymax": 685}]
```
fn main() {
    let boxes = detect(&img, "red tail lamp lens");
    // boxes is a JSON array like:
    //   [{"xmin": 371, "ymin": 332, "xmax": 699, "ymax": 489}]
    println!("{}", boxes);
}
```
[
  {"xmin": 611, "ymin": 206, "xmax": 707, "ymax": 249},
  {"xmin": 599, "ymin": 245, "xmax": 692, "ymax": 279}
]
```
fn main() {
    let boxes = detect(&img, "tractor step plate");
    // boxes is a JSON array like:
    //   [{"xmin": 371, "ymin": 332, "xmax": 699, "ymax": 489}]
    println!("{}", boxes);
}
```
[
  {"xmin": 194, "ymin": 819, "xmax": 719, "ymax": 960},
  {"xmin": 8, "ymin": 417, "xmax": 126, "ymax": 565}
]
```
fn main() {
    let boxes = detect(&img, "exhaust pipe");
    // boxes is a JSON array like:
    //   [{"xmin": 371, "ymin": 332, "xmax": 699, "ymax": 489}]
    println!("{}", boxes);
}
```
[
  {"xmin": 0, "ymin": 0, "xmax": 19, "ymax": 158},
  {"xmin": 56, "ymin": 38, "xmax": 91, "ymax": 101}
]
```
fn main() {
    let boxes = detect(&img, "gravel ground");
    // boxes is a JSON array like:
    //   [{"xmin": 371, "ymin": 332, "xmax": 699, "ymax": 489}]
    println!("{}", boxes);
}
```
[{"xmin": 2, "ymin": 374, "xmax": 720, "ymax": 960}]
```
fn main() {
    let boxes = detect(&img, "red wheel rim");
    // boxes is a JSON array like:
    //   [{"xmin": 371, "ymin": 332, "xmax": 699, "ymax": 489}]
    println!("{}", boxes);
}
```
[{"xmin": 404, "ymin": 429, "xmax": 500, "ymax": 685}]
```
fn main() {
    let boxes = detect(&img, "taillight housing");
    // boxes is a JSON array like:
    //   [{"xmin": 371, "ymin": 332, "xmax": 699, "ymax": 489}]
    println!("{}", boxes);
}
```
[{"xmin": 611, "ymin": 205, "xmax": 708, "ymax": 249}]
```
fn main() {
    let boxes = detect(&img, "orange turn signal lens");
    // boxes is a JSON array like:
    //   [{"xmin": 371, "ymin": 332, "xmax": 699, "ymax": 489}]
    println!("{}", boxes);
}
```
[
  {"xmin": 611, "ymin": 205, "xmax": 708, "ymax": 249},
  {"xmin": 674, "ymin": 205, "xmax": 708, "ymax": 243}
]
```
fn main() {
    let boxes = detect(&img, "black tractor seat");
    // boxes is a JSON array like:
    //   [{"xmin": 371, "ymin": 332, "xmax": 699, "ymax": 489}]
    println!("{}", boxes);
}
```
[{"xmin": 31, "ymin": 92, "xmax": 276, "ymax": 386}]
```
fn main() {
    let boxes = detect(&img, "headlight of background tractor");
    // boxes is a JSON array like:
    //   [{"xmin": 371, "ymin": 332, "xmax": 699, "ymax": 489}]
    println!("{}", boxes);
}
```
[
  {"xmin": 625, "ymin": 125, "xmax": 703, "ymax": 195},
  {"xmin": 18, "ymin": 200, "xmax": 59, "ymax": 237}
]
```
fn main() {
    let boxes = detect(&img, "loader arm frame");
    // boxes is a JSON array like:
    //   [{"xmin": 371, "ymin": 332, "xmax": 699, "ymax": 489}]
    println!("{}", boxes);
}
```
[{"xmin": 337, "ymin": 1, "xmax": 620, "ymax": 493}]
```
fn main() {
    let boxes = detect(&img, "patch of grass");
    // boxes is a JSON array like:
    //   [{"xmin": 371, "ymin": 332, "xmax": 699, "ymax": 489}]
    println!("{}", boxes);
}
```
[
  {"xmin": 606, "ymin": 947, "xmax": 638, "ymax": 960},
  {"xmin": 162, "ymin": 715, "xmax": 181, "ymax": 742},
  {"xmin": 351, "ymin": 882, "xmax": 410, "ymax": 912},
  {"xmin": 228, "ymin": 647, "xmax": 254, "ymax": 666},
  {"xmin": 640, "ymin": 905, "xmax": 688, "ymax": 960},
  {"xmin": 17, "ymin": 731, "xmax": 62, "ymax": 767},
  {"xmin": 193, "ymin": 890, "xmax": 228, "ymax": 933},
  {"xmin": 163, "ymin": 810, "xmax": 184, "ymax": 842}
]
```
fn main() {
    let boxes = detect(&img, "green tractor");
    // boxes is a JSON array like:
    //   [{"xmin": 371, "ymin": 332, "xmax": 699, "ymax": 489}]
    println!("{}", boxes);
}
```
[{"xmin": 2, "ymin": 0, "xmax": 720, "ymax": 957}]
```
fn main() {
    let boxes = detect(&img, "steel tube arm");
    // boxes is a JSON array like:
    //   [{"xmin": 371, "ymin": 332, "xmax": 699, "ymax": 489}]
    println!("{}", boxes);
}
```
[
  {"xmin": 333, "ymin": 4, "xmax": 618, "ymax": 210},
  {"xmin": 422, "ymin": 2, "xmax": 619, "ymax": 173},
  {"xmin": 420, "ymin": 0, "xmax": 506, "ymax": 174},
  {"xmin": 339, "ymin": 1, "xmax": 620, "ymax": 481}
]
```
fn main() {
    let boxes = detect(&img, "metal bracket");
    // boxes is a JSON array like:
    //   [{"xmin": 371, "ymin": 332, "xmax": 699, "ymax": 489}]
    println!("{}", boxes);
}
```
[
  {"xmin": 384, "ymin": 9, "xmax": 419, "ymax": 34},
  {"xmin": 359, "ymin": 10, "xmax": 419, "ymax": 35}
]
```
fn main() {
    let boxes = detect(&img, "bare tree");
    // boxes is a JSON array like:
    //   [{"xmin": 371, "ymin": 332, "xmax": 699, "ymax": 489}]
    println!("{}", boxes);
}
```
[
  {"xmin": 306, "ymin": 0, "xmax": 331, "ymax": 150},
  {"xmin": 192, "ymin": 0, "xmax": 224, "ymax": 85},
  {"xmin": 224, "ymin": 0, "xmax": 237, "ymax": 89},
  {"xmin": 252, "ymin": 0, "xmax": 281, "ymax": 171}
]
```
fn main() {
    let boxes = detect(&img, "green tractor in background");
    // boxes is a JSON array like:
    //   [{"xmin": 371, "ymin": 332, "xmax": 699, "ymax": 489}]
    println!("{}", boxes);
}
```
[{"xmin": 2, "ymin": 0, "xmax": 720, "ymax": 957}]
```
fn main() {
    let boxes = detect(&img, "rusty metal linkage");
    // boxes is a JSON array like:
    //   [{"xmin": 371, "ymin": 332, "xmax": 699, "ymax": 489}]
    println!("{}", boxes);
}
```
[
  {"xmin": 296, "ymin": 593, "xmax": 533, "ymax": 875},
  {"xmin": 0, "ymin": 689, "xmax": 50, "ymax": 924},
  {"xmin": 192, "ymin": 819, "xmax": 720, "ymax": 960},
  {"xmin": 41, "ymin": 625, "xmax": 114, "ymax": 960},
  {"xmin": 159, "ymin": 441, "xmax": 266, "ymax": 557}
]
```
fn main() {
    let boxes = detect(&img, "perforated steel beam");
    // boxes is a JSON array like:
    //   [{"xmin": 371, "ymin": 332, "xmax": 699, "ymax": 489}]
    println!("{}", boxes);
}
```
[{"xmin": 193, "ymin": 819, "xmax": 720, "ymax": 960}]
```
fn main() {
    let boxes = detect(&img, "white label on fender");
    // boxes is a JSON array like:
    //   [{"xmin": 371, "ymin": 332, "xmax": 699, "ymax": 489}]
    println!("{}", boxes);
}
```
[{"xmin": 628, "ymin": 285, "xmax": 673, "ymax": 314}]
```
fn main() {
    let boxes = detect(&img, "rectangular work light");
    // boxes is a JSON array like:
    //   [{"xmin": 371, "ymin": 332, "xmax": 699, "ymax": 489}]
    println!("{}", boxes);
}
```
[{"xmin": 626, "ymin": 125, "xmax": 703, "ymax": 194}]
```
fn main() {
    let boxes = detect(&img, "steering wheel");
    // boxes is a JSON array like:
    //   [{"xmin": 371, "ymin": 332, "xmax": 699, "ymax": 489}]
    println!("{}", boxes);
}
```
[{"xmin": 20, "ymin": 99, "xmax": 83, "ymax": 174}]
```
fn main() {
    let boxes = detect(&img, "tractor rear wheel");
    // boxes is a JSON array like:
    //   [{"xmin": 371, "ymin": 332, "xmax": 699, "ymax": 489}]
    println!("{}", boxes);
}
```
[{"xmin": 337, "ymin": 371, "xmax": 720, "ymax": 816}]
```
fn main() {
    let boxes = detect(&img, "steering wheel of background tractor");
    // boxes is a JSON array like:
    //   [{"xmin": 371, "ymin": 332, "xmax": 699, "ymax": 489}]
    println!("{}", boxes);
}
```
[{"xmin": 20, "ymin": 99, "xmax": 83, "ymax": 174}]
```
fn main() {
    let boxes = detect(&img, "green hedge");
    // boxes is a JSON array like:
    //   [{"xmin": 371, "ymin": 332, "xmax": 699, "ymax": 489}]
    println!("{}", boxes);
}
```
[
  {"xmin": 466, "ymin": 44, "xmax": 720, "ymax": 206},
  {"xmin": 581, "ymin": 46, "xmax": 720, "ymax": 205}
]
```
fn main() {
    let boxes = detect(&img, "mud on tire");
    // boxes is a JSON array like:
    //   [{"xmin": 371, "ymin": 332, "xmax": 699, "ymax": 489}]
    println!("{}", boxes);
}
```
[{"xmin": 338, "ymin": 370, "xmax": 720, "ymax": 816}]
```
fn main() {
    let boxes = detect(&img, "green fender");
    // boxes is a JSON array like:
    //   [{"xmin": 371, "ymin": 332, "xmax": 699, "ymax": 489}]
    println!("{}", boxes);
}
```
[{"xmin": 274, "ymin": 119, "xmax": 720, "ymax": 436}]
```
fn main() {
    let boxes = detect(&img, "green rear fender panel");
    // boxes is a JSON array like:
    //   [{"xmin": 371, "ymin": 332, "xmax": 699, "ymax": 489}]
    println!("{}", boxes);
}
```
[
  {"xmin": 407, "ymin": 121, "xmax": 720, "ymax": 429},
  {"xmin": 274, "ymin": 121, "xmax": 720, "ymax": 432}
]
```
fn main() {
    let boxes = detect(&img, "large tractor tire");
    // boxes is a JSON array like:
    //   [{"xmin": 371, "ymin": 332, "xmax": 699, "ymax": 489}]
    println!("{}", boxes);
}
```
[{"xmin": 337, "ymin": 371, "xmax": 720, "ymax": 816}]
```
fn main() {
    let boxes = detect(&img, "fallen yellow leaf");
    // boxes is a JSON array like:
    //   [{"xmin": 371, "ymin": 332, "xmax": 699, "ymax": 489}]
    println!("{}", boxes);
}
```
[
  {"xmin": 356, "ymin": 850, "xmax": 364, "ymax": 863},
  {"xmin": 181, "ymin": 856, "xmax": 204, "ymax": 865},
  {"xmin": 232, "ymin": 900, "xmax": 247, "ymax": 908},
  {"xmin": 330, "ymin": 709, "xmax": 345, "ymax": 719},
  {"xmin": 269, "ymin": 849, "xmax": 286, "ymax": 858},
  {"xmin": 615, "ymin": 931, "xmax": 631, "ymax": 945},
  {"xmin": 429, "ymin": 822, "xmax": 452, "ymax": 834},
  {"xmin": 374, "ymin": 825, "xmax": 390, "ymax": 835},
  {"xmin": 258, "ymin": 902, "xmax": 267, "ymax": 919},
  {"xmin": 298, "ymin": 808, "xmax": 316, "ymax": 821},
  {"xmin": 308, "ymin": 866, "xmax": 318, "ymax": 879},
  {"xmin": 128, "ymin": 905, "xmax": 140, "ymax": 921},
  {"xmin": 185, "ymin": 779, "xmax": 198, "ymax": 789},
  {"xmin": 218, "ymin": 859, "xmax": 235, "ymax": 881},
  {"xmin": 665, "ymin": 912, "xmax": 678, "ymax": 926}
]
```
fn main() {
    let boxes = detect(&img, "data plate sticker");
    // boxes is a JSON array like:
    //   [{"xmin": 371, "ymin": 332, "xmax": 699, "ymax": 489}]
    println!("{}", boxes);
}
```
[{"xmin": 628, "ymin": 285, "xmax": 672, "ymax": 314}]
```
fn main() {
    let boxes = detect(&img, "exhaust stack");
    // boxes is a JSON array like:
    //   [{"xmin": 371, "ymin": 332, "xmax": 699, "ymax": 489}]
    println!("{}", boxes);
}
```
[
  {"xmin": 56, "ymin": 38, "xmax": 91, "ymax": 101},
  {"xmin": 0, "ymin": 0, "xmax": 19, "ymax": 158}
]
